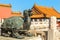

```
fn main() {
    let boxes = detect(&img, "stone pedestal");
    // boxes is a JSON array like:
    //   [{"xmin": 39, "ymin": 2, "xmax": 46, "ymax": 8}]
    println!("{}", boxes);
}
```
[{"xmin": 48, "ymin": 29, "xmax": 57, "ymax": 40}]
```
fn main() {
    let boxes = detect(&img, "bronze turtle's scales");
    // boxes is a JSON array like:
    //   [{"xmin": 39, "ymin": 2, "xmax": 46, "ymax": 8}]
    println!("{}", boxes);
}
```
[{"xmin": 1, "ymin": 9, "xmax": 32, "ymax": 39}]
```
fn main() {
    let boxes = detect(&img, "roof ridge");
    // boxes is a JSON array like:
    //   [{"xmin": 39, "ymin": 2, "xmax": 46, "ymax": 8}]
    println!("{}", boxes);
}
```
[
  {"xmin": 0, "ymin": 4, "xmax": 11, "ymax": 7},
  {"xmin": 12, "ymin": 12, "xmax": 22, "ymax": 14},
  {"xmin": 51, "ymin": 7, "xmax": 60, "ymax": 14}
]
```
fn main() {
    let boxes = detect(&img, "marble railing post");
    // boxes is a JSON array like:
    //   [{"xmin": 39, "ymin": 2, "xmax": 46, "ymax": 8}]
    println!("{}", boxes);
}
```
[
  {"xmin": 0, "ymin": 19, "xmax": 4, "ymax": 35},
  {"xmin": 48, "ymin": 16, "xmax": 57, "ymax": 40}
]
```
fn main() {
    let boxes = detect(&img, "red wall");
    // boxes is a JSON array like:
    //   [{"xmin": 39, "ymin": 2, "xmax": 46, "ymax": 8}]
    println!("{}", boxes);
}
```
[{"xmin": 0, "ymin": 6, "xmax": 11, "ymax": 19}]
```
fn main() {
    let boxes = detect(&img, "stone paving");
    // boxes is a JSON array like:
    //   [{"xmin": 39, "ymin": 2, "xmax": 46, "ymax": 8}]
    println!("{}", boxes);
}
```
[{"xmin": 0, "ymin": 36, "xmax": 42, "ymax": 40}]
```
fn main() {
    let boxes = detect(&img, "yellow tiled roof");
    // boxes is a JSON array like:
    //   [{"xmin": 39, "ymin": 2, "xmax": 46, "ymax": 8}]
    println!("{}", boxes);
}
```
[
  {"xmin": 0, "ymin": 4, "xmax": 11, "ymax": 7},
  {"xmin": 11, "ymin": 12, "xmax": 22, "ymax": 17},
  {"xmin": 31, "ymin": 4, "xmax": 60, "ymax": 18}
]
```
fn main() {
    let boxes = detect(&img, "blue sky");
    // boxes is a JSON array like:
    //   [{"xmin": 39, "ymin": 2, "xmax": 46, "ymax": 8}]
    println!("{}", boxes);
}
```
[{"xmin": 0, "ymin": 0, "xmax": 60, "ymax": 12}]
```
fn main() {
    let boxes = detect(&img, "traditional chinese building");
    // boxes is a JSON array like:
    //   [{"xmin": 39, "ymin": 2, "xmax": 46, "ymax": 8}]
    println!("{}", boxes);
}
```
[
  {"xmin": 0, "ymin": 4, "xmax": 11, "ymax": 19},
  {"xmin": 30, "ymin": 4, "xmax": 60, "ymax": 30},
  {"xmin": 29, "ymin": 4, "xmax": 60, "ymax": 40},
  {"xmin": 0, "ymin": 4, "xmax": 22, "ymax": 28}
]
